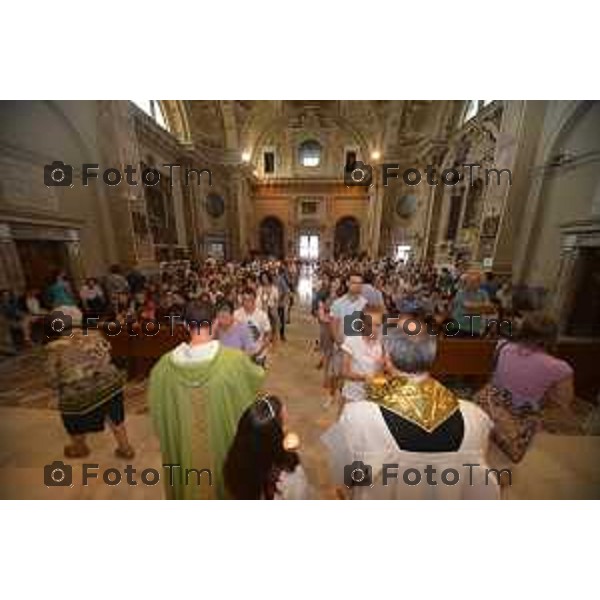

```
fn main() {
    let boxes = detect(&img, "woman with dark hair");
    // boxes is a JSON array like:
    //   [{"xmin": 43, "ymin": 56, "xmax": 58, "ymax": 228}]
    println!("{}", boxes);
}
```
[
  {"xmin": 224, "ymin": 395, "xmax": 310, "ymax": 500},
  {"xmin": 492, "ymin": 312, "xmax": 574, "ymax": 412},
  {"xmin": 471, "ymin": 312, "xmax": 575, "ymax": 463},
  {"xmin": 138, "ymin": 291, "xmax": 157, "ymax": 321},
  {"xmin": 79, "ymin": 277, "xmax": 106, "ymax": 317},
  {"xmin": 46, "ymin": 270, "xmax": 76, "ymax": 308},
  {"xmin": 316, "ymin": 282, "xmax": 335, "ymax": 391}
]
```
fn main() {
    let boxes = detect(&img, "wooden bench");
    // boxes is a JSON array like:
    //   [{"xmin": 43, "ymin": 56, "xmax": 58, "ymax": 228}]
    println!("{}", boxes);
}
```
[
  {"xmin": 433, "ymin": 338, "xmax": 599, "ymax": 401},
  {"xmin": 432, "ymin": 338, "xmax": 495, "ymax": 388},
  {"xmin": 105, "ymin": 329, "xmax": 599, "ymax": 402}
]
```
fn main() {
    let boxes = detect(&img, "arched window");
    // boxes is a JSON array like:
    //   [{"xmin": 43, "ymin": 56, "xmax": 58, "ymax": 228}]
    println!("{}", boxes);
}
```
[
  {"xmin": 463, "ymin": 100, "xmax": 494, "ymax": 124},
  {"xmin": 298, "ymin": 140, "xmax": 322, "ymax": 167},
  {"xmin": 464, "ymin": 101, "xmax": 479, "ymax": 123},
  {"xmin": 131, "ymin": 100, "xmax": 169, "ymax": 130}
]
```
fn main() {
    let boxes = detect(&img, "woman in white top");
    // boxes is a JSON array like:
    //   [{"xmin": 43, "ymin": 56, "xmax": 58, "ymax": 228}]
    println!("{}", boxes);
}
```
[
  {"xmin": 223, "ymin": 394, "xmax": 311, "ymax": 500},
  {"xmin": 256, "ymin": 272, "xmax": 279, "ymax": 335},
  {"xmin": 341, "ymin": 307, "xmax": 385, "ymax": 403}
]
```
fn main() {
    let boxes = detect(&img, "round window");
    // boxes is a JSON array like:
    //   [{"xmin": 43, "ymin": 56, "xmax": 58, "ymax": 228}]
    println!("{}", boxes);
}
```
[
  {"xmin": 206, "ymin": 193, "xmax": 225, "ymax": 218},
  {"xmin": 396, "ymin": 195, "xmax": 417, "ymax": 218}
]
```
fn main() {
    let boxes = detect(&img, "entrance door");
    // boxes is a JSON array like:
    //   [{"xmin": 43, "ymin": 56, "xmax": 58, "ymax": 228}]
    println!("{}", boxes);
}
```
[
  {"xmin": 334, "ymin": 217, "xmax": 360, "ymax": 258},
  {"xmin": 208, "ymin": 242, "xmax": 225, "ymax": 261},
  {"xmin": 394, "ymin": 244, "xmax": 411, "ymax": 263},
  {"xmin": 299, "ymin": 234, "xmax": 319, "ymax": 260},
  {"xmin": 567, "ymin": 247, "xmax": 600, "ymax": 337},
  {"xmin": 259, "ymin": 217, "xmax": 285, "ymax": 258},
  {"xmin": 15, "ymin": 240, "xmax": 71, "ymax": 290}
]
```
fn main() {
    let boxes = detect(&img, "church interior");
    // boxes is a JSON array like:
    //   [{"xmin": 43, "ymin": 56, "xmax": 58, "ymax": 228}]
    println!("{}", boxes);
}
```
[{"xmin": 0, "ymin": 99, "xmax": 599, "ymax": 499}]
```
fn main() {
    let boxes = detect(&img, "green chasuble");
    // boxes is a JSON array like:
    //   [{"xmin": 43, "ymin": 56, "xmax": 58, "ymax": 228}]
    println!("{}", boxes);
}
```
[{"xmin": 149, "ymin": 345, "xmax": 265, "ymax": 499}]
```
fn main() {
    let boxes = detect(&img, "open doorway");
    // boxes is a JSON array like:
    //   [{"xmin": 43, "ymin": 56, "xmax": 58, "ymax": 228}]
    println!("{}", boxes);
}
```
[
  {"xmin": 299, "ymin": 234, "xmax": 319, "ymax": 260},
  {"xmin": 334, "ymin": 216, "xmax": 360, "ymax": 259},
  {"xmin": 259, "ymin": 216, "xmax": 285, "ymax": 258},
  {"xmin": 567, "ymin": 247, "xmax": 600, "ymax": 337},
  {"xmin": 394, "ymin": 244, "xmax": 411, "ymax": 263}
]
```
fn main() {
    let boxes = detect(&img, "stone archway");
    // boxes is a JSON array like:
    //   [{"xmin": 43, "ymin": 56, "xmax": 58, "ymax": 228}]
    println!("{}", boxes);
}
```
[
  {"xmin": 259, "ymin": 216, "xmax": 285, "ymax": 258},
  {"xmin": 334, "ymin": 216, "xmax": 360, "ymax": 259},
  {"xmin": 159, "ymin": 100, "xmax": 192, "ymax": 144}
]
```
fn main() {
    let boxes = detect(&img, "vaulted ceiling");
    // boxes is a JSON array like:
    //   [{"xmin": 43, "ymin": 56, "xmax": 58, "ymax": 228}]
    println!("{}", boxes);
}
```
[{"xmin": 177, "ymin": 100, "xmax": 465, "ymax": 161}]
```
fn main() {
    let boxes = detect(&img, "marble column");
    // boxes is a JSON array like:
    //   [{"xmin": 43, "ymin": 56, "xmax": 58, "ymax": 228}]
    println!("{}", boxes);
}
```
[
  {"xmin": 100, "ymin": 100, "xmax": 155, "ymax": 269},
  {"xmin": 0, "ymin": 224, "xmax": 24, "ymax": 291},
  {"xmin": 422, "ymin": 182, "xmax": 438, "ymax": 261},
  {"xmin": 178, "ymin": 152, "xmax": 202, "ymax": 262},
  {"xmin": 65, "ymin": 234, "xmax": 85, "ymax": 289},
  {"xmin": 232, "ymin": 171, "xmax": 252, "ymax": 260},
  {"xmin": 552, "ymin": 241, "xmax": 579, "ymax": 332},
  {"xmin": 367, "ymin": 176, "xmax": 384, "ymax": 257},
  {"xmin": 494, "ymin": 101, "xmax": 547, "ymax": 278}
]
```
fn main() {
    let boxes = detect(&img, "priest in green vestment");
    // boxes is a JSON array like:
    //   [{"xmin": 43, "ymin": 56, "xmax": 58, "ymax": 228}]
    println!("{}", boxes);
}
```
[{"xmin": 149, "ymin": 302, "xmax": 265, "ymax": 499}]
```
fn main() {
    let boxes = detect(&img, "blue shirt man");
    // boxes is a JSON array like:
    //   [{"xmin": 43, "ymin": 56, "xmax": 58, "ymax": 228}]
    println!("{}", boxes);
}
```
[{"xmin": 330, "ymin": 273, "xmax": 368, "ymax": 342}]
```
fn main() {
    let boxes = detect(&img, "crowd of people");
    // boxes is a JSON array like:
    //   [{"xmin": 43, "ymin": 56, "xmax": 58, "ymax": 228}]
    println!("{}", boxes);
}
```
[
  {"xmin": 1, "ymin": 253, "xmax": 577, "ymax": 499},
  {"xmin": 0, "ymin": 259, "xmax": 298, "ymax": 355},
  {"xmin": 311, "ymin": 258, "xmax": 513, "ymax": 400}
]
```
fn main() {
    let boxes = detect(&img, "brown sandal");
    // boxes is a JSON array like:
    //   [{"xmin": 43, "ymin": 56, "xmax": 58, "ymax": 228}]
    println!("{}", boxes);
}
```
[
  {"xmin": 115, "ymin": 446, "xmax": 135, "ymax": 460},
  {"xmin": 64, "ymin": 443, "xmax": 91, "ymax": 459}
]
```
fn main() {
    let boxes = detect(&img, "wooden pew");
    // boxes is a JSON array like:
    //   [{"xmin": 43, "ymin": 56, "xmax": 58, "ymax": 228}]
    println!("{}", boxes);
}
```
[
  {"xmin": 104, "ymin": 323, "xmax": 186, "ymax": 379},
  {"xmin": 432, "ymin": 337, "xmax": 600, "ymax": 402},
  {"xmin": 104, "ymin": 328, "xmax": 599, "ymax": 402},
  {"xmin": 432, "ymin": 338, "xmax": 495, "ymax": 388}
]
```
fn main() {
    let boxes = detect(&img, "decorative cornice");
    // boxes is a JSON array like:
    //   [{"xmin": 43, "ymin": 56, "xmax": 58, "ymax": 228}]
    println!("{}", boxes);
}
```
[{"xmin": 530, "ymin": 150, "xmax": 600, "ymax": 178}]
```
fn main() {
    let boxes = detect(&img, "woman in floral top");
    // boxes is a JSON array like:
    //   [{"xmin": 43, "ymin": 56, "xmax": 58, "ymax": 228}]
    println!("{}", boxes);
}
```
[{"xmin": 46, "ymin": 305, "xmax": 135, "ymax": 459}]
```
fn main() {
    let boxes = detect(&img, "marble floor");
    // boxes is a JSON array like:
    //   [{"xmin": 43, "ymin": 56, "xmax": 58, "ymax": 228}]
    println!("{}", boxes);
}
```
[
  {"xmin": 0, "ymin": 305, "xmax": 342, "ymax": 500},
  {"xmin": 0, "ymin": 280, "xmax": 599, "ymax": 499}
]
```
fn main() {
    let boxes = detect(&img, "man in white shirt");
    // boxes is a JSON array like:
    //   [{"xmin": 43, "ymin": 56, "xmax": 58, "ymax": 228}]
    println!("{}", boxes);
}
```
[
  {"xmin": 326, "ymin": 272, "xmax": 368, "ymax": 403},
  {"xmin": 234, "ymin": 288, "xmax": 272, "ymax": 367},
  {"xmin": 330, "ymin": 271, "xmax": 367, "ymax": 344}
]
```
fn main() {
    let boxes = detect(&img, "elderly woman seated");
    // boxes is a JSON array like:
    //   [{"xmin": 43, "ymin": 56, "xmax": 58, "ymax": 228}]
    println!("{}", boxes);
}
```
[
  {"xmin": 451, "ymin": 270, "xmax": 494, "ymax": 337},
  {"xmin": 492, "ymin": 312, "xmax": 574, "ymax": 413},
  {"xmin": 322, "ymin": 325, "xmax": 500, "ymax": 500}
]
